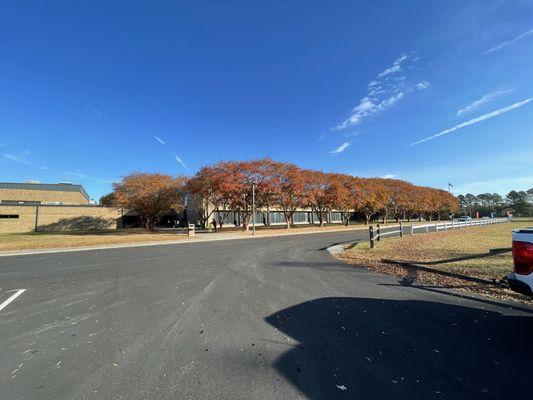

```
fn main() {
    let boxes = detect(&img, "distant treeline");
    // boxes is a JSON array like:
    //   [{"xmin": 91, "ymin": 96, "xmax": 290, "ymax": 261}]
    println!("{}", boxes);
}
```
[{"xmin": 457, "ymin": 189, "xmax": 533, "ymax": 217}]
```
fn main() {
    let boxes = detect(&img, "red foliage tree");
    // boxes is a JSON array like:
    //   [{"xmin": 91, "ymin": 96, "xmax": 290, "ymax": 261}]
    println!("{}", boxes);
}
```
[{"xmin": 113, "ymin": 173, "xmax": 187, "ymax": 231}]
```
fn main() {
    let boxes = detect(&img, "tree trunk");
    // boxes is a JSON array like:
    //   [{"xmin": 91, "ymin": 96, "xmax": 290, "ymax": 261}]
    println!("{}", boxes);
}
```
[
  {"xmin": 242, "ymin": 212, "xmax": 250, "ymax": 231},
  {"xmin": 146, "ymin": 217, "xmax": 157, "ymax": 231}
]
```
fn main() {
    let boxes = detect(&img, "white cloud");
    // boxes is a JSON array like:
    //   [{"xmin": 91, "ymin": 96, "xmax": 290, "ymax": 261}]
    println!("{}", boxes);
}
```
[
  {"xmin": 381, "ymin": 174, "xmax": 396, "ymax": 179},
  {"xmin": 378, "ymin": 64, "xmax": 401, "ymax": 78},
  {"xmin": 330, "ymin": 142, "xmax": 350, "ymax": 154},
  {"xmin": 456, "ymin": 89, "xmax": 513, "ymax": 116},
  {"xmin": 93, "ymin": 109, "xmax": 103, "ymax": 117},
  {"xmin": 333, "ymin": 53, "xmax": 427, "ymax": 131},
  {"xmin": 2, "ymin": 153, "xmax": 32, "ymax": 165},
  {"xmin": 394, "ymin": 54, "xmax": 408, "ymax": 65},
  {"xmin": 2, "ymin": 151, "xmax": 51, "ymax": 171},
  {"xmin": 484, "ymin": 29, "xmax": 533, "ymax": 54},
  {"xmin": 174, "ymin": 154, "xmax": 187, "ymax": 169},
  {"xmin": 154, "ymin": 136, "xmax": 166, "ymax": 146},
  {"xmin": 408, "ymin": 98, "xmax": 532, "ymax": 147}
]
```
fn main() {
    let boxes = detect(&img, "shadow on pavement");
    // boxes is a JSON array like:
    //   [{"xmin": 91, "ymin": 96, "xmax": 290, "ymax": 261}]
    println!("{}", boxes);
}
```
[
  {"xmin": 380, "ymin": 280, "xmax": 533, "ymax": 313},
  {"xmin": 265, "ymin": 297, "xmax": 532, "ymax": 400}
]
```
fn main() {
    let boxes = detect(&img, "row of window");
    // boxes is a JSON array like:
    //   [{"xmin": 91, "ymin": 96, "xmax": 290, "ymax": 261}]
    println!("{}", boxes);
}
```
[
  {"xmin": 1, "ymin": 200, "xmax": 41, "ymax": 205},
  {"xmin": 213, "ymin": 211, "xmax": 343, "ymax": 225},
  {"xmin": 0, "ymin": 214, "xmax": 19, "ymax": 219}
]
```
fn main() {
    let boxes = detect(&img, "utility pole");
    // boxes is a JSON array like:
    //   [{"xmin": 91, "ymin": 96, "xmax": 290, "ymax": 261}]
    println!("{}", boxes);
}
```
[
  {"xmin": 448, "ymin": 182, "xmax": 453, "ymax": 193},
  {"xmin": 252, "ymin": 183, "xmax": 256, "ymax": 236}
]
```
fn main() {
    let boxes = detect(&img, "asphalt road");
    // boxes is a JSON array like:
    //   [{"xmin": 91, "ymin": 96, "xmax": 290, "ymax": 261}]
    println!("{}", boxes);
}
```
[{"xmin": 1, "ymin": 230, "xmax": 532, "ymax": 400}]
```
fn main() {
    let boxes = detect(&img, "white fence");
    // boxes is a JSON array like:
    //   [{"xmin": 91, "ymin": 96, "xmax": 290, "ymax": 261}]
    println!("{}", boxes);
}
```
[{"xmin": 369, "ymin": 218, "xmax": 508, "ymax": 248}]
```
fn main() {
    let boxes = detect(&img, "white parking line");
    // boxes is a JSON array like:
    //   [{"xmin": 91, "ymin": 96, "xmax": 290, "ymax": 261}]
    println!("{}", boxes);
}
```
[{"xmin": 0, "ymin": 289, "xmax": 26, "ymax": 312}]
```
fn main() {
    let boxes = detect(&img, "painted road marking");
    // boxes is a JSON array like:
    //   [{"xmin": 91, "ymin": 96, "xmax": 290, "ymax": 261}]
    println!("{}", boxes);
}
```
[{"xmin": 0, "ymin": 289, "xmax": 26, "ymax": 312}]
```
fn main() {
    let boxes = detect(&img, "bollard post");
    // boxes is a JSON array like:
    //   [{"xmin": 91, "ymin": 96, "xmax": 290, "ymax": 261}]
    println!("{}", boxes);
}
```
[
  {"xmin": 425, "ymin": 224, "xmax": 429, "ymax": 234},
  {"xmin": 376, "ymin": 224, "xmax": 381, "ymax": 241},
  {"xmin": 435, "ymin": 222, "xmax": 438, "ymax": 232},
  {"xmin": 369, "ymin": 226, "xmax": 375, "ymax": 249},
  {"xmin": 410, "ymin": 223, "xmax": 414, "ymax": 236},
  {"xmin": 399, "ymin": 221, "xmax": 403, "ymax": 237}
]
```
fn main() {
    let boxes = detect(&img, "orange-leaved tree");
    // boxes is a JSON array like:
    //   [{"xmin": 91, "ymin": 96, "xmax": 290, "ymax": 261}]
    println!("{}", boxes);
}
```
[
  {"xmin": 113, "ymin": 173, "xmax": 187, "ymax": 231},
  {"xmin": 303, "ymin": 170, "xmax": 335, "ymax": 227},
  {"xmin": 268, "ymin": 161, "xmax": 306, "ymax": 228},
  {"xmin": 328, "ymin": 173, "xmax": 357, "ymax": 226}
]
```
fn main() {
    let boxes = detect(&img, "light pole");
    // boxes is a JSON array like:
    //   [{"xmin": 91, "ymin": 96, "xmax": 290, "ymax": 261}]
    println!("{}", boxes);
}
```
[{"xmin": 252, "ymin": 183, "xmax": 256, "ymax": 236}]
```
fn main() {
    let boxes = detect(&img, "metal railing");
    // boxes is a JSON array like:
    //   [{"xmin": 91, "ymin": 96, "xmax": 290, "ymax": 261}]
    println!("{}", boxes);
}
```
[{"xmin": 369, "ymin": 218, "xmax": 508, "ymax": 248}]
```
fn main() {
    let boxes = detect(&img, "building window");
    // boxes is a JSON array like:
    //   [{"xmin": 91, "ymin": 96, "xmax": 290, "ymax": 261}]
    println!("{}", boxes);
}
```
[
  {"xmin": 0, "ymin": 214, "xmax": 19, "ymax": 219},
  {"xmin": 292, "ymin": 212, "xmax": 308, "ymax": 223},
  {"xmin": 331, "ymin": 212, "xmax": 343, "ymax": 222},
  {"xmin": 268, "ymin": 212, "xmax": 285, "ymax": 224},
  {"xmin": 1, "ymin": 200, "xmax": 41, "ymax": 205},
  {"xmin": 252, "ymin": 212, "xmax": 266, "ymax": 224},
  {"xmin": 214, "ymin": 211, "xmax": 236, "ymax": 225}
]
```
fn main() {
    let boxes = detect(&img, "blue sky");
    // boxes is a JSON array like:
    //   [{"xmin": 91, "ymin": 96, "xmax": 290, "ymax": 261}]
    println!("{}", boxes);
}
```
[{"xmin": 1, "ymin": 0, "xmax": 532, "ymax": 201}]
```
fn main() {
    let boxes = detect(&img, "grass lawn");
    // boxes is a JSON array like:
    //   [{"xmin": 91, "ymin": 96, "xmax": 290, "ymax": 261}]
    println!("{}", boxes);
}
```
[
  {"xmin": 0, "ymin": 229, "xmax": 191, "ymax": 252},
  {"xmin": 0, "ymin": 223, "xmax": 375, "ymax": 252},
  {"xmin": 335, "ymin": 218, "xmax": 533, "ymax": 303},
  {"xmin": 0, "ymin": 220, "xmax": 400, "ymax": 252}
]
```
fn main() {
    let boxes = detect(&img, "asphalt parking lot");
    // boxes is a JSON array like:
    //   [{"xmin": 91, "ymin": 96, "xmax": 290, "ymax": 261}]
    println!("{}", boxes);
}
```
[{"xmin": 1, "ymin": 230, "xmax": 532, "ymax": 400}]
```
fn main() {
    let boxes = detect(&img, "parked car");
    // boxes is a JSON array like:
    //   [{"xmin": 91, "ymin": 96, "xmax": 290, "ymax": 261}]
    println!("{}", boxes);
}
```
[
  {"xmin": 457, "ymin": 216, "xmax": 472, "ymax": 222},
  {"xmin": 507, "ymin": 227, "xmax": 533, "ymax": 296}
]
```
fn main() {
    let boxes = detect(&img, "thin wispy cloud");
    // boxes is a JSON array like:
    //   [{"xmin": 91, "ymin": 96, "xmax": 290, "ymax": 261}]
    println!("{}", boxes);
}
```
[
  {"xmin": 484, "ymin": 29, "xmax": 533, "ymax": 54},
  {"xmin": 378, "ymin": 64, "xmax": 401, "ymax": 78},
  {"xmin": 154, "ymin": 136, "xmax": 166, "ymax": 146},
  {"xmin": 174, "ymin": 154, "xmax": 188, "ymax": 169},
  {"xmin": 330, "ymin": 142, "xmax": 350, "ymax": 154},
  {"xmin": 381, "ymin": 174, "xmax": 396, "ymax": 179},
  {"xmin": 2, "ymin": 150, "xmax": 51, "ymax": 171},
  {"xmin": 63, "ymin": 171, "xmax": 88, "ymax": 179},
  {"xmin": 408, "ymin": 98, "xmax": 532, "ymax": 147},
  {"xmin": 333, "ymin": 54, "xmax": 428, "ymax": 131},
  {"xmin": 456, "ymin": 89, "xmax": 513, "ymax": 116},
  {"xmin": 2, "ymin": 153, "xmax": 32, "ymax": 165},
  {"xmin": 93, "ymin": 109, "xmax": 103, "ymax": 117}
]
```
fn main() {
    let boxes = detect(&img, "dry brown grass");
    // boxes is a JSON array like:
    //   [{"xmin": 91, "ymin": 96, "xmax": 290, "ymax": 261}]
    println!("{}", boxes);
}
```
[
  {"xmin": 336, "ymin": 219, "xmax": 533, "ymax": 303},
  {"xmin": 0, "ymin": 229, "xmax": 192, "ymax": 251},
  {"xmin": 0, "ymin": 219, "xmax": 458, "ymax": 253}
]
